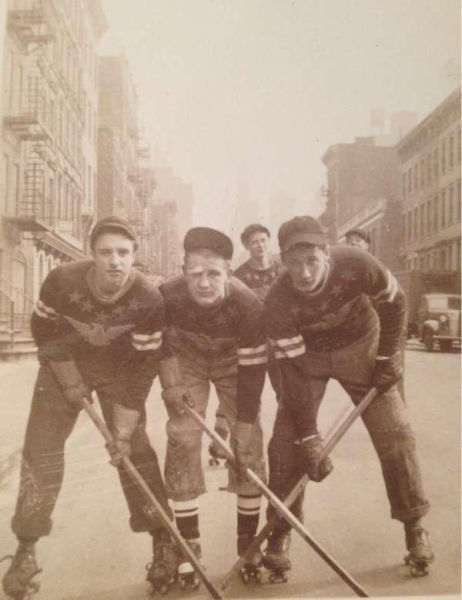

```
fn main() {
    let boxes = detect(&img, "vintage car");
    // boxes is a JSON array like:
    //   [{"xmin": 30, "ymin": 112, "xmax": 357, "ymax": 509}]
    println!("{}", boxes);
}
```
[{"xmin": 418, "ymin": 293, "xmax": 461, "ymax": 352}]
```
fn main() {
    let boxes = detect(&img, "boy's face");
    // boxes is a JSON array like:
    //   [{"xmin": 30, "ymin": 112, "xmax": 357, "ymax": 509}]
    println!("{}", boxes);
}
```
[
  {"xmin": 282, "ymin": 244, "xmax": 329, "ymax": 293},
  {"xmin": 246, "ymin": 231, "xmax": 270, "ymax": 260},
  {"xmin": 183, "ymin": 249, "xmax": 231, "ymax": 307},
  {"xmin": 346, "ymin": 234, "xmax": 369, "ymax": 251},
  {"xmin": 91, "ymin": 232, "xmax": 135, "ymax": 292}
]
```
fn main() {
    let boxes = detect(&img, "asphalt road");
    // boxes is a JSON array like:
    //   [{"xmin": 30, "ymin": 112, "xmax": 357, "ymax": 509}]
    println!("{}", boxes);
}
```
[{"xmin": 0, "ymin": 341, "xmax": 460, "ymax": 599}]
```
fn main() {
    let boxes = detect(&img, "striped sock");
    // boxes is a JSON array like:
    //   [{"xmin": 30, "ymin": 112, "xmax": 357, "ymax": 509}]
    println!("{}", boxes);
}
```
[
  {"xmin": 173, "ymin": 499, "xmax": 199, "ymax": 540},
  {"xmin": 237, "ymin": 494, "xmax": 262, "ymax": 536}
]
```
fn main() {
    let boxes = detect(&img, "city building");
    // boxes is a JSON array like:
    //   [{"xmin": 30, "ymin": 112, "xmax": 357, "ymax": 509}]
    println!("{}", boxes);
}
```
[
  {"xmin": 0, "ymin": 0, "xmax": 106, "ymax": 359},
  {"xmin": 397, "ymin": 87, "xmax": 461, "ymax": 272},
  {"xmin": 321, "ymin": 137, "xmax": 402, "ymax": 270}
]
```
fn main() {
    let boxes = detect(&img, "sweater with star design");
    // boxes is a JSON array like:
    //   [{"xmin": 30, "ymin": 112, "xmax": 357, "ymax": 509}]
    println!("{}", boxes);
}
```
[
  {"xmin": 234, "ymin": 258, "xmax": 282, "ymax": 301},
  {"xmin": 265, "ymin": 245, "xmax": 406, "ymax": 437},
  {"xmin": 31, "ymin": 260, "xmax": 165, "ymax": 409},
  {"xmin": 160, "ymin": 276, "xmax": 267, "ymax": 424}
]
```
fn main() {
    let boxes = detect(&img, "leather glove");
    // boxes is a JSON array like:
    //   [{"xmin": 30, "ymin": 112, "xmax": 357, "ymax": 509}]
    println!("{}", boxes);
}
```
[
  {"xmin": 372, "ymin": 353, "xmax": 403, "ymax": 392},
  {"xmin": 49, "ymin": 360, "xmax": 91, "ymax": 406},
  {"xmin": 106, "ymin": 436, "xmax": 132, "ymax": 467},
  {"xmin": 161, "ymin": 385, "xmax": 189, "ymax": 416},
  {"xmin": 233, "ymin": 422, "xmax": 254, "ymax": 484},
  {"xmin": 209, "ymin": 426, "xmax": 229, "ymax": 460},
  {"xmin": 298, "ymin": 434, "xmax": 333, "ymax": 482}
]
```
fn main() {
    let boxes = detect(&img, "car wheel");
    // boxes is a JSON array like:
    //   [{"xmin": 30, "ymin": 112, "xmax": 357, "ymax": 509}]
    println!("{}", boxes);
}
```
[
  {"xmin": 423, "ymin": 330, "xmax": 434, "ymax": 352},
  {"xmin": 439, "ymin": 340, "xmax": 452, "ymax": 352}
]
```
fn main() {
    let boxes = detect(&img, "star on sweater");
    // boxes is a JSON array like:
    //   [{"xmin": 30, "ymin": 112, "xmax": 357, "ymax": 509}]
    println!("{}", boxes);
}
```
[
  {"xmin": 68, "ymin": 291, "xmax": 84, "ymax": 304},
  {"xmin": 330, "ymin": 284, "xmax": 343, "ymax": 298},
  {"xmin": 128, "ymin": 298, "xmax": 141, "ymax": 311},
  {"xmin": 80, "ymin": 299, "xmax": 93, "ymax": 312}
]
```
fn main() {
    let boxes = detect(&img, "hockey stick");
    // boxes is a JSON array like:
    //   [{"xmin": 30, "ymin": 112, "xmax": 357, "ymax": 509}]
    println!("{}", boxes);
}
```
[
  {"xmin": 79, "ymin": 397, "xmax": 223, "ymax": 600},
  {"xmin": 183, "ymin": 395, "xmax": 375, "ymax": 598},
  {"xmin": 219, "ymin": 386, "xmax": 377, "ymax": 593}
]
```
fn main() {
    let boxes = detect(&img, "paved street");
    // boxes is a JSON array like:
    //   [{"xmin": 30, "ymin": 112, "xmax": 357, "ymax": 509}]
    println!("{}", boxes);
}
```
[{"xmin": 0, "ymin": 343, "xmax": 460, "ymax": 600}]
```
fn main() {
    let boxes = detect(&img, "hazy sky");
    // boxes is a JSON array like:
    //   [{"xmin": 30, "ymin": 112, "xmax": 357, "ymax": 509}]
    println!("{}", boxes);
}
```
[{"xmin": 99, "ymin": 0, "xmax": 460, "ymax": 229}]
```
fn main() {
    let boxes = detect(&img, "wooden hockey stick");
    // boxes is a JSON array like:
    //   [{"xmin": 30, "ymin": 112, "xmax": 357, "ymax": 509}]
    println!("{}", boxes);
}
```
[
  {"xmin": 80, "ymin": 398, "xmax": 223, "ymax": 600},
  {"xmin": 183, "ymin": 389, "xmax": 378, "ymax": 598},
  {"xmin": 218, "ymin": 386, "xmax": 377, "ymax": 593}
]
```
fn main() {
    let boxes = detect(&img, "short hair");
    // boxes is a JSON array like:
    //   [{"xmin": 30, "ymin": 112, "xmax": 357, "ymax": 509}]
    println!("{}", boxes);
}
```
[{"xmin": 240, "ymin": 224, "xmax": 270, "ymax": 246}]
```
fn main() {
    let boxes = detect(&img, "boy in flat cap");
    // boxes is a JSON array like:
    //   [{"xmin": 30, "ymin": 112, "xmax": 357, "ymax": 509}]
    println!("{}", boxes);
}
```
[
  {"xmin": 262, "ymin": 215, "xmax": 432, "ymax": 577},
  {"xmin": 158, "ymin": 227, "xmax": 267, "ymax": 581},
  {"xmin": 2, "ymin": 217, "xmax": 175, "ymax": 598},
  {"xmin": 345, "ymin": 228, "xmax": 371, "ymax": 251},
  {"xmin": 208, "ymin": 224, "xmax": 282, "ymax": 465}
]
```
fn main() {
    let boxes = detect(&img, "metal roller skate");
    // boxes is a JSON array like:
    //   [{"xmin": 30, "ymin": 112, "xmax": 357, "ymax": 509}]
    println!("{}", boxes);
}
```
[
  {"xmin": 263, "ymin": 530, "xmax": 291, "ymax": 584},
  {"xmin": 1, "ymin": 541, "xmax": 42, "ymax": 599},
  {"xmin": 208, "ymin": 427, "xmax": 229, "ymax": 468},
  {"xmin": 237, "ymin": 534, "xmax": 263, "ymax": 584},
  {"xmin": 177, "ymin": 539, "xmax": 201, "ymax": 591},
  {"xmin": 404, "ymin": 526, "xmax": 434, "ymax": 577},
  {"xmin": 146, "ymin": 529, "xmax": 178, "ymax": 595}
]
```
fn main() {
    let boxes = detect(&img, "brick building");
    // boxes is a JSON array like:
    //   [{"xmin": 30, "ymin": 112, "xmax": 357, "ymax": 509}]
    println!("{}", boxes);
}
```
[
  {"xmin": 397, "ymin": 87, "xmax": 461, "ymax": 272},
  {"xmin": 0, "ymin": 0, "xmax": 106, "ymax": 358},
  {"xmin": 321, "ymin": 137, "xmax": 403, "ymax": 270}
]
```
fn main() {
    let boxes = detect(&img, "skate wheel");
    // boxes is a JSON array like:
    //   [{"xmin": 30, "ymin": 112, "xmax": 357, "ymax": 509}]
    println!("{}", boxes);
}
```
[
  {"xmin": 410, "ymin": 563, "xmax": 429, "ymax": 577},
  {"xmin": 254, "ymin": 570, "xmax": 262, "ymax": 584},
  {"xmin": 179, "ymin": 578, "xmax": 187, "ymax": 590},
  {"xmin": 240, "ymin": 570, "xmax": 250, "ymax": 584},
  {"xmin": 193, "ymin": 577, "xmax": 201, "ymax": 590}
]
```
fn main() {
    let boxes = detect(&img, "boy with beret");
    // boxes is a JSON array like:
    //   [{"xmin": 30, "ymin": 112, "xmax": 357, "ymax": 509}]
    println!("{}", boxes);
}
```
[
  {"xmin": 262, "ymin": 215, "xmax": 432, "ymax": 577},
  {"xmin": 158, "ymin": 227, "xmax": 267, "ymax": 582},
  {"xmin": 2, "ymin": 217, "xmax": 175, "ymax": 598},
  {"xmin": 345, "ymin": 228, "xmax": 371, "ymax": 251}
]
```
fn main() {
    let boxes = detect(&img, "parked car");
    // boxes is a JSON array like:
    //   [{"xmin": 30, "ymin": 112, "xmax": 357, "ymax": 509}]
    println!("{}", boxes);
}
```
[{"xmin": 417, "ymin": 293, "xmax": 461, "ymax": 352}]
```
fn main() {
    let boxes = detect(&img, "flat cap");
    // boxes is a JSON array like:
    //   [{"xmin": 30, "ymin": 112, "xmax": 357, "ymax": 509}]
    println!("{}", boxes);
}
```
[
  {"xmin": 90, "ymin": 216, "xmax": 137, "ymax": 248},
  {"xmin": 278, "ymin": 216, "xmax": 327, "ymax": 253},
  {"xmin": 345, "ymin": 228, "xmax": 371, "ymax": 244},
  {"xmin": 240, "ymin": 223, "xmax": 270, "ymax": 245},
  {"xmin": 184, "ymin": 227, "xmax": 233, "ymax": 260}
]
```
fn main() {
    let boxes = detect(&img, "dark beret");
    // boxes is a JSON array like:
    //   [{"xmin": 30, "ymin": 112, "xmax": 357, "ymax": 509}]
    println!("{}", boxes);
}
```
[
  {"xmin": 90, "ymin": 216, "xmax": 137, "ymax": 248},
  {"xmin": 184, "ymin": 227, "xmax": 233, "ymax": 260},
  {"xmin": 278, "ymin": 216, "xmax": 327, "ymax": 253}
]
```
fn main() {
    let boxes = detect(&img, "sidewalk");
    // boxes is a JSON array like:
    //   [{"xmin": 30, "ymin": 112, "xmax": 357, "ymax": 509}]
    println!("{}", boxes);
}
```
[{"xmin": 0, "ymin": 360, "xmax": 39, "ymax": 483}]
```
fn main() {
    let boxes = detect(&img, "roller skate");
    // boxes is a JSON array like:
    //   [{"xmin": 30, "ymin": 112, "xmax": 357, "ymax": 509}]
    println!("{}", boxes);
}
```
[
  {"xmin": 237, "ymin": 534, "xmax": 263, "ymax": 584},
  {"xmin": 1, "ymin": 540, "xmax": 42, "ymax": 599},
  {"xmin": 263, "ymin": 530, "xmax": 291, "ymax": 583},
  {"xmin": 208, "ymin": 427, "xmax": 229, "ymax": 467},
  {"xmin": 146, "ymin": 529, "xmax": 178, "ymax": 595},
  {"xmin": 404, "ymin": 524, "xmax": 434, "ymax": 577},
  {"xmin": 177, "ymin": 539, "xmax": 201, "ymax": 590}
]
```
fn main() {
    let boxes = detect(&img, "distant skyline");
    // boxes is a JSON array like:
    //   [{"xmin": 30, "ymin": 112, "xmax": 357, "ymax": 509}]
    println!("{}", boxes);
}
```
[{"xmin": 100, "ymin": 0, "xmax": 460, "ymax": 237}]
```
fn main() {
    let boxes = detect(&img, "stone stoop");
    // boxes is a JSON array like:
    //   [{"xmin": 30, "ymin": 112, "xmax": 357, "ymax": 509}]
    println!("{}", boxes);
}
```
[{"xmin": 0, "ymin": 330, "xmax": 37, "ymax": 363}]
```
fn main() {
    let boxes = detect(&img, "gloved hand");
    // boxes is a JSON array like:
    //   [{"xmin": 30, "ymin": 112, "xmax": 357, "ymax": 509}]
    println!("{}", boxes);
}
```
[
  {"xmin": 372, "ymin": 353, "xmax": 403, "ymax": 392},
  {"xmin": 298, "ymin": 434, "xmax": 333, "ymax": 482},
  {"xmin": 233, "ymin": 422, "xmax": 254, "ymax": 484},
  {"xmin": 49, "ymin": 360, "xmax": 91, "ymax": 406},
  {"xmin": 106, "ymin": 435, "xmax": 132, "ymax": 467},
  {"xmin": 161, "ymin": 385, "xmax": 189, "ymax": 416}
]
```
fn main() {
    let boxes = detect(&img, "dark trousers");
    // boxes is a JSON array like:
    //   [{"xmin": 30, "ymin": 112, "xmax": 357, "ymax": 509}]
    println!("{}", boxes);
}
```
[
  {"xmin": 267, "ymin": 326, "xmax": 429, "ymax": 532},
  {"xmin": 12, "ymin": 365, "xmax": 170, "ymax": 539}
]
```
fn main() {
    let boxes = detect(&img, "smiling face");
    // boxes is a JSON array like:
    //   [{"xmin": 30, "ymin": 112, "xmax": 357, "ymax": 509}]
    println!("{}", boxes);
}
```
[
  {"xmin": 91, "ymin": 232, "xmax": 135, "ymax": 293},
  {"xmin": 246, "ymin": 231, "xmax": 270, "ymax": 261},
  {"xmin": 183, "ymin": 249, "xmax": 231, "ymax": 307},
  {"xmin": 282, "ymin": 244, "xmax": 329, "ymax": 293}
]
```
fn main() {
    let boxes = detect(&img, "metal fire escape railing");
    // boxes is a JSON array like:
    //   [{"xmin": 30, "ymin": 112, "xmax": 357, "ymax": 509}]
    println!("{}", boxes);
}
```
[{"xmin": 0, "ymin": 275, "xmax": 35, "ymax": 348}]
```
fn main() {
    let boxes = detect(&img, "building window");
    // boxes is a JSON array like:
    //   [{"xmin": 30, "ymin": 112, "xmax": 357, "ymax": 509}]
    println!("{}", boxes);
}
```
[
  {"xmin": 433, "ymin": 148, "xmax": 439, "ymax": 178},
  {"xmin": 433, "ymin": 195, "xmax": 439, "ymax": 233},
  {"xmin": 402, "ymin": 173, "xmax": 406, "ymax": 199},
  {"xmin": 448, "ymin": 185, "xmax": 454, "ymax": 224},
  {"xmin": 427, "ymin": 154, "xmax": 432, "ymax": 184},
  {"xmin": 408, "ymin": 168, "xmax": 412, "ymax": 193},
  {"xmin": 457, "ymin": 129, "xmax": 461, "ymax": 164},
  {"xmin": 457, "ymin": 180, "xmax": 461, "ymax": 222},
  {"xmin": 13, "ymin": 163, "xmax": 20, "ymax": 216},
  {"xmin": 426, "ymin": 200, "xmax": 432, "ymax": 235},
  {"xmin": 440, "ymin": 248, "xmax": 446, "ymax": 270},
  {"xmin": 413, "ymin": 207, "xmax": 418, "ymax": 239},
  {"xmin": 449, "ymin": 135, "xmax": 454, "ymax": 169},
  {"xmin": 414, "ymin": 164, "xmax": 418, "ymax": 191},
  {"xmin": 441, "ymin": 138, "xmax": 446, "ymax": 174},
  {"xmin": 420, "ymin": 203, "xmax": 425, "ymax": 237},
  {"xmin": 441, "ymin": 189, "xmax": 446, "ymax": 229},
  {"xmin": 457, "ymin": 240, "xmax": 461, "ymax": 271},
  {"xmin": 420, "ymin": 159, "xmax": 425, "ymax": 187},
  {"xmin": 3, "ymin": 153, "xmax": 10, "ymax": 214},
  {"xmin": 406, "ymin": 211, "xmax": 412, "ymax": 241}
]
